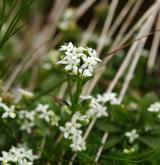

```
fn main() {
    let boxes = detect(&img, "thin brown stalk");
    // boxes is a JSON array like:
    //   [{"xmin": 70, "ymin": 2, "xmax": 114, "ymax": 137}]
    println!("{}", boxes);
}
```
[
  {"xmin": 119, "ymin": 13, "xmax": 157, "ymax": 102},
  {"xmin": 80, "ymin": 16, "xmax": 98, "ymax": 47},
  {"xmin": 75, "ymin": 0, "xmax": 96, "ymax": 19},
  {"xmin": 111, "ymin": 0, "xmax": 143, "ymax": 50},
  {"xmin": 120, "ymin": 3, "xmax": 157, "ymax": 45},
  {"xmin": 96, "ymin": 0, "xmax": 119, "ymax": 56},
  {"xmin": 108, "ymin": 0, "xmax": 135, "ymax": 38},
  {"xmin": 147, "ymin": 12, "xmax": 160, "ymax": 73}
]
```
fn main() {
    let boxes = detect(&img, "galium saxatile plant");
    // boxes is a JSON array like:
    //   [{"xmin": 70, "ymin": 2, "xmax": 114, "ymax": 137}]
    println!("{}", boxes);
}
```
[
  {"xmin": 57, "ymin": 42, "xmax": 120, "ymax": 150},
  {"xmin": 1, "ymin": 0, "xmax": 160, "ymax": 164},
  {"xmin": 57, "ymin": 42, "xmax": 120, "ymax": 151}
]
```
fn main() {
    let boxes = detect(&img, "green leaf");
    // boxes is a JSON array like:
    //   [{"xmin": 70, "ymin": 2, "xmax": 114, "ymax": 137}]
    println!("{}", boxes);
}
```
[
  {"xmin": 104, "ymin": 135, "xmax": 123, "ymax": 149},
  {"xmin": 96, "ymin": 119, "xmax": 122, "ymax": 133},
  {"xmin": 109, "ymin": 105, "xmax": 130, "ymax": 125},
  {"xmin": 139, "ymin": 136, "xmax": 160, "ymax": 148}
]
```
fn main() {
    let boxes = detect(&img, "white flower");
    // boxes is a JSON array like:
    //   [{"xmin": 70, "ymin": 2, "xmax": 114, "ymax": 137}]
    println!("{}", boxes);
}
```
[
  {"xmin": 18, "ymin": 104, "xmax": 59, "ymax": 133},
  {"xmin": 2, "ymin": 105, "xmax": 16, "ymax": 119},
  {"xmin": 35, "ymin": 104, "xmax": 49, "ymax": 112},
  {"xmin": 148, "ymin": 102, "xmax": 160, "ymax": 112},
  {"xmin": 60, "ymin": 120, "xmax": 85, "ymax": 151},
  {"xmin": 70, "ymin": 133, "xmax": 86, "ymax": 151},
  {"xmin": 57, "ymin": 42, "xmax": 101, "ymax": 77},
  {"xmin": 0, "ymin": 145, "xmax": 38, "ymax": 165},
  {"xmin": 18, "ymin": 110, "xmax": 35, "ymax": 133},
  {"xmin": 60, "ymin": 112, "xmax": 87, "ymax": 151},
  {"xmin": 60, "ymin": 121, "xmax": 82, "ymax": 139},
  {"xmin": 87, "ymin": 98, "xmax": 108, "ymax": 118},
  {"xmin": 125, "ymin": 129, "xmax": 139, "ymax": 143},
  {"xmin": 20, "ymin": 120, "xmax": 34, "ymax": 134},
  {"xmin": 96, "ymin": 92, "xmax": 120, "ymax": 105},
  {"xmin": 0, "ymin": 151, "xmax": 12, "ymax": 163},
  {"xmin": 19, "ymin": 110, "xmax": 35, "ymax": 121},
  {"xmin": 59, "ymin": 42, "xmax": 74, "ymax": 52},
  {"xmin": 83, "ymin": 69, "xmax": 92, "ymax": 77},
  {"xmin": 35, "ymin": 104, "xmax": 59, "ymax": 125},
  {"xmin": 71, "ymin": 112, "xmax": 88, "ymax": 123},
  {"xmin": 0, "ymin": 98, "xmax": 16, "ymax": 119}
]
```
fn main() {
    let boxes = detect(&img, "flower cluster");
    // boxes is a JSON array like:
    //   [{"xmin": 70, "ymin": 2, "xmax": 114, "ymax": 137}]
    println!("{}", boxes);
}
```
[
  {"xmin": 86, "ymin": 98, "xmax": 108, "ymax": 118},
  {"xmin": 35, "ymin": 104, "xmax": 59, "ymax": 125},
  {"xmin": 19, "ymin": 110, "xmax": 35, "ymax": 134},
  {"xmin": 96, "ymin": 92, "xmax": 120, "ymax": 105},
  {"xmin": 60, "ymin": 92, "xmax": 119, "ymax": 151},
  {"xmin": 0, "ymin": 145, "xmax": 38, "ymax": 165},
  {"xmin": 81, "ymin": 92, "xmax": 120, "ymax": 119},
  {"xmin": 57, "ymin": 42, "xmax": 101, "ymax": 77},
  {"xmin": 125, "ymin": 129, "xmax": 139, "ymax": 143},
  {"xmin": 0, "ymin": 98, "xmax": 16, "ymax": 119},
  {"xmin": 60, "ymin": 112, "xmax": 87, "ymax": 151},
  {"xmin": 19, "ymin": 103, "xmax": 59, "ymax": 133},
  {"xmin": 148, "ymin": 102, "xmax": 160, "ymax": 112}
]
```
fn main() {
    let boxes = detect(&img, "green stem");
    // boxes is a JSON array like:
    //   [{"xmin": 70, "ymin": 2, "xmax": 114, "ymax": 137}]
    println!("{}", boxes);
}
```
[{"xmin": 71, "ymin": 78, "xmax": 83, "ymax": 111}]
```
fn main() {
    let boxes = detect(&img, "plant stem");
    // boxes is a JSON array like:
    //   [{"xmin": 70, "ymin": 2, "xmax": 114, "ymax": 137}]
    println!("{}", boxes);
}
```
[{"xmin": 70, "ymin": 78, "xmax": 83, "ymax": 111}]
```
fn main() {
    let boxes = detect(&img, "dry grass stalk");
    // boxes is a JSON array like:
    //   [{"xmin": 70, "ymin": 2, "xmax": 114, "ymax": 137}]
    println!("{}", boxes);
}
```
[
  {"xmin": 108, "ymin": 0, "xmax": 135, "ymax": 38},
  {"xmin": 111, "ymin": 0, "xmax": 143, "ymax": 50},
  {"xmin": 147, "ymin": 12, "xmax": 160, "ymax": 73},
  {"xmin": 75, "ymin": 0, "xmax": 97, "ymax": 19},
  {"xmin": 96, "ymin": 0, "xmax": 119, "ymax": 56}
]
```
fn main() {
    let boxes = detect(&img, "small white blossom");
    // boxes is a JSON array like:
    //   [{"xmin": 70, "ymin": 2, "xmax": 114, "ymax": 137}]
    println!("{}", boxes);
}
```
[
  {"xmin": 18, "ymin": 110, "xmax": 36, "ymax": 133},
  {"xmin": 19, "ymin": 110, "xmax": 35, "ymax": 121},
  {"xmin": 148, "ymin": 102, "xmax": 160, "ymax": 112},
  {"xmin": 60, "ymin": 121, "xmax": 82, "ymax": 139},
  {"xmin": 70, "ymin": 133, "xmax": 86, "ymax": 151},
  {"xmin": 0, "ymin": 98, "xmax": 16, "ymax": 119},
  {"xmin": 60, "ymin": 112, "xmax": 86, "ymax": 151},
  {"xmin": 57, "ymin": 42, "xmax": 101, "ymax": 77},
  {"xmin": 71, "ymin": 112, "xmax": 88, "ymax": 123},
  {"xmin": 0, "ymin": 145, "xmax": 38, "ymax": 165},
  {"xmin": 18, "ymin": 104, "xmax": 59, "ymax": 133},
  {"xmin": 0, "ymin": 151, "xmax": 12, "ymax": 164},
  {"xmin": 35, "ymin": 104, "xmax": 59, "ymax": 125},
  {"xmin": 20, "ymin": 120, "xmax": 35, "ymax": 134},
  {"xmin": 96, "ymin": 92, "xmax": 120, "ymax": 105},
  {"xmin": 2, "ymin": 105, "xmax": 16, "ymax": 119},
  {"xmin": 80, "ymin": 95, "xmax": 109, "ymax": 118},
  {"xmin": 125, "ymin": 129, "xmax": 139, "ymax": 143},
  {"xmin": 87, "ymin": 98, "xmax": 108, "ymax": 118}
]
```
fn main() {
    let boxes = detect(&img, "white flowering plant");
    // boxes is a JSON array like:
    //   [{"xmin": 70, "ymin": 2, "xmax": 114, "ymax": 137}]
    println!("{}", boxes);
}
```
[{"xmin": 1, "ymin": 1, "xmax": 160, "ymax": 165}]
